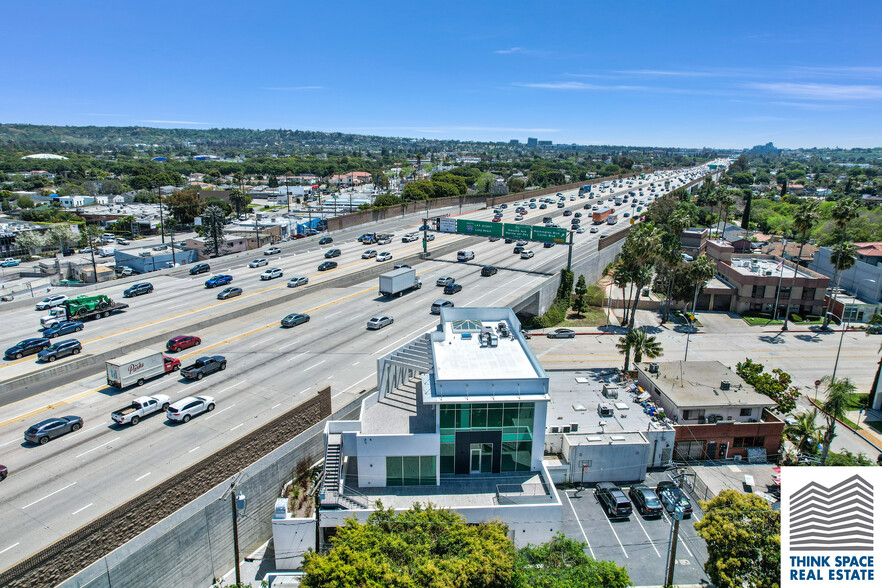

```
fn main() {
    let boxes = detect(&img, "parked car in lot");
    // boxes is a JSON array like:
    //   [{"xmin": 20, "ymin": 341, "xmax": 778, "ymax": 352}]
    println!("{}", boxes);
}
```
[
  {"xmin": 205, "ymin": 274, "xmax": 233, "ymax": 288},
  {"xmin": 24, "ymin": 416, "xmax": 83, "ymax": 444},
  {"xmin": 5, "ymin": 338, "xmax": 51, "ymax": 359},
  {"xmin": 376, "ymin": 252, "xmax": 393, "ymax": 262},
  {"xmin": 264, "ymin": 247, "xmax": 281, "ymax": 255},
  {"xmin": 436, "ymin": 276, "xmax": 455, "ymax": 286},
  {"xmin": 167, "ymin": 396, "xmax": 215, "ymax": 423},
  {"xmin": 189, "ymin": 263, "xmax": 211, "ymax": 275},
  {"xmin": 1, "ymin": 258, "xmax": 21, "ymax": 267},
  {"xmin": 318, "ymin": 261, "xmax": 338, "ymax": 271},
  {"xmin": 124, "ymin": 282, "xmax": 154, "ymax": 297},
  {"xmin": 547, "ymin": 328, "xmax": 575, "ymax": 339},
  {"xmin": 595, "ymin": 482, "xmax": 632, "ymax": 519},
  {"xmin": 249, "ymin": 258, "xmax": 268, "ymax": 268},
  {"xmin": 629, "ymin": 484, "xmax": 664, "ymax": 517},
  {"xmin": 366, "ymin": 315, "xmax": 393, "ymax": 330},
  {"xmin": 324, "ymin": 248, "xmax": 342, "ymax": 258},
  {"xmin": 42, "ymin": 320, "xmax": 84, "ymax": 338},
  {"xmin": 287, "ymin": 276, "xmax": 309, "ymax": 288},
  {"xmin": 217, "ymin": 286, "xmax": 243, "ymax": 300},
  {"xmin": 656, "ymin": 481, "xmax": 693, "ymax": 517},
  {"xmin": 166, "ymin": 335, "xmax": 201, "ymax": 352},
  {"xmin": 431, "ymin": 299, "xmax": 454, "ymax": 314},
  {"xmin": 480, "ymin": 266, "xmax": 498, "ymax": 276},
  {"xmin": 38, "ymin": 339, "xmax": 82, "ymax": 362},
  {"xmin": 281, "ymin": 312, "xmax": 310, "ymax": 327},
  {"xmin": 443, "ymin": 283, "xmax": 463, "ymax": 295},
  {"xmin": 319, "ymin": 237, "xmax": 333, "ymax": 245},
  {"xmin": 261, "ymin": 267, "xmax": 283, "ymax": 280},
  {"xmin": 35, "ymin": 295, "xmax": 67, "ymax": 310},
  {"xmin": 362, "ymin": 249, "xmax": 378, "ymax": 259}
]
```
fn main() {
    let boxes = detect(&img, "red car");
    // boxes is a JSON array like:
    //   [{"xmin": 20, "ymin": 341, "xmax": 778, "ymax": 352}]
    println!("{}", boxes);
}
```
[
  {"xmin": 166, "ymin": 335, "xmax": 202, "ymax": 353},
  {"xmin": 0, "ymin": 464, "xmax": 7, "ymax": 480}
]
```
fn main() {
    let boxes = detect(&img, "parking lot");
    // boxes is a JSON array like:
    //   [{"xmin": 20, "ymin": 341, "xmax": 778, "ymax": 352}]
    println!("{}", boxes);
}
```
[{"xmin": 559, "ymin": 471, "xmax": 710, "ymax": 587}]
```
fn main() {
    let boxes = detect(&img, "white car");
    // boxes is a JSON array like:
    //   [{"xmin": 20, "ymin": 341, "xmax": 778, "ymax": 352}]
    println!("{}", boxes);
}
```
[
  {"xmin": 35, "ymin": 295, "xmax": 67, "ymax": 310},
  {"xmin": 264, "ymin": 247, "xmax": 281, "ymax": 255},
  {"xmin": 520, "ymin": 250, "xmax": 534, "ymax": 259},
  {"xmin": 377, "ymin": 237, "xmax": 392, "ymax": 245},
  {"xmin": 576, "ymin": 227, "xmax": 586, "ymax": 233},
  {"xmin": 376, "ymin": 252, "xmax": 393, "ymax": 262},
  {"xmin": 514, "ymin": 214, "xmax": 524, "ymax": 221},
  {"xmin": 249, "ymin": 259, "xmax": 268, "ymax": 268},
  {"xmin": 590, "ymin": 227, "xmax": 599, "ymax": 233},
  {"xmin": 287, "ymin": 276, "xmax": 309, "ymax": 288},
  {"xmin": 166, "ymin": 395, "xmax": 215, "ymax": 423},
  {"xmin": 261, "ymin": 267, "xmax": 283, "ymax": 280},
  {"xmin": 402, "ymin": 234, "xmax": 419, "ymax": 243},
  {"xmin": 362, "ymin": 250, "xmax": 377, "ymax": 259}
]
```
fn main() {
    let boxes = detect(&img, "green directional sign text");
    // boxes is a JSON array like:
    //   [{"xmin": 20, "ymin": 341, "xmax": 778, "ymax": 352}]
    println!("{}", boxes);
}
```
[
  {"xmin": 531, "ymin": 225, "xmax": 568, "ymax": 243},
  {"xmin": 456, "ymin": 219, "xmax": 503, "ymax": 237},
  {"xmin": 502, "ymin": 223, "xmax": 532, "ymax": 240}
]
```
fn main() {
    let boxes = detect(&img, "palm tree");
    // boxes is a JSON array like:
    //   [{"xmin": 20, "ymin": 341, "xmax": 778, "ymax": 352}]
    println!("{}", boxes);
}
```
[
  {"xmin": 822, "ymin": 199, "xmax": 861, "ymax": 327},
  {"xmin": 229, "ymin": 188, "xmax": 248, "ymax": 218},
  {"xmin": 819, "ymin": 376, "xmax": 856, "ymax": 465},
  {"xmin": 621, "ymin": 222, "xmax": 662, "ymax": 329},
  {"xmin": 784, "ymin": 409, "xmax": 825, "ymax": 455},
  {"xmin": 688, "ymin": 254, "xmax": 717, "ymax": 320},
  {"xmin": 720, "ymin": 192, "xmax": 737, "ymax": 233},
  {"xmin": 612, "ymin": 260, "xmax": 634, "ymax": 325},
  {"xmin": 822, "ymin": 241, "xmax": 858, "ymax": 328},
  {"xmin": 616, "ymin": 327, "xmax": 663, "ymax": 372},
  {"xmin": 782, "ymin": 200, "xmax": 820, "ymax": 330}
]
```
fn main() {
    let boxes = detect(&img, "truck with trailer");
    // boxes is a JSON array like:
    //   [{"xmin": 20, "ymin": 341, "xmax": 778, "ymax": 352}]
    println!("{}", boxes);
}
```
[
  {"xmin": 379, "ymin": 267, "xmax": 422, "ymax": 298},
  {"xmin": 106, "ymin": 349, "xmax": 180, "ymax": 388},
  {"xmin": 111, "ymin": 394, "xmax": 171, "ymax": 425},
  {"xmin": 607, "ymin": 213, "xmax": 619, "ymax": 225},
  {"xmin": 578, "ymin": 184, "xmax": 592, "ymax": 195},
  {"xmin": 592, "ymin": 208, "xmax": 612, "ymax": 224},
  {"xmin": 44, "ymin": 295, "xmax": 128, "ymax": 326}
]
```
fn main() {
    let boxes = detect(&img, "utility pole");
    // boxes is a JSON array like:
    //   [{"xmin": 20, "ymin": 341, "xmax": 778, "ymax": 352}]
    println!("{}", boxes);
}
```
[
  {"xmin": 566, "ymin": 231, "xmax": 573, "ymax": 272},
  {"xmin": 221, "ymin": 478, "xmax": 244, "ymax": 585},
  {"xmin": 664, "ymin": 507, "xmax": 684, "ymax": 587},
  {"xmin": 88, "ymin": 229, "xmax": 98, "ymax": 283},
  {"xmin": 156, "ymin": 185, "xmax": 166, "ymax": 244}
]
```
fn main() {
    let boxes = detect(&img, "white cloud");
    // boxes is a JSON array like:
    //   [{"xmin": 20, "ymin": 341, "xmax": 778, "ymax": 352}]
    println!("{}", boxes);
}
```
[
  {"xmin": 747, "ymin": 82, "xmax": 882, "ymax": 100},
  {"xmin": 494, "ymin": 47, "xmax": 524, "ymax": 54},
  {"xmin": 615, "ymin": 69, "xmax": 720, "ymax": 77},
  {"xmin": 516, "ymin": 81, "xmax": 646, "ymax": 91},
  {"xmin": 141, "ymin": 120, "xmax": 211, "ymax": 125},
  {"xmin": 81, "ymin": 113, "xmax": 127, "ymax": 117}
]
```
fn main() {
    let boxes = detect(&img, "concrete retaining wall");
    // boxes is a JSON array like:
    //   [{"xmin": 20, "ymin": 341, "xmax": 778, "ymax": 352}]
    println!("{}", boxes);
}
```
[{"xmin": 57, "ymin": 395, "xmax": 362, "ymax": 588}]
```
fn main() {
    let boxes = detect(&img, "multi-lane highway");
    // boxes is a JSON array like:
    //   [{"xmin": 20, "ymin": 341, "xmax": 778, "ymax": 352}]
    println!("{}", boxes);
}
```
[{"xmin": 0, "ymin": 165, "xmax": 712, "ymax": 569}]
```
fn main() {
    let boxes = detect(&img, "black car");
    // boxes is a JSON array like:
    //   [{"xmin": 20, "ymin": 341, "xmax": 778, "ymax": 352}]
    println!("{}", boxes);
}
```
[
  {"xmin": 281, "ymin": 313, "xmax": 310, "ymax": 327},
  {"xmin": 595, "ymin": 482, "xmax": 632, "ymax": 519},
  {"xmin": 629, "ymin": 484, "xmax": 664, "ymax": 517},
  {"xmin": 319, "ymin": 237, "xmax": 333, "ymax": 245},
  {"xmin": 480, "ymin": 266, "xmax": 498, "ymax": 277},
  {"xmin": 24, "ymin": 416, "xmax": 83, "ymax": 445},
  {"xmin": 318, "ymin": 261, "xmax": 338, "ymax": 271},
  {"xmin": 42, "ymin": 321, "xmax": 84, "ymax": 339},
  {"xmin": 563, "ymin": 210, "xmax": 572, "ymax": 216},
  {"xmin": 324, "ymin": 248, "xmax": 342, "ymax": 258},
  {"xmin": 189, "ymin": 263, "xmax": 211, "ymax": 275},
  {"xmin": 5, "ymin": 338, "xmax": 51, "ymax": 360},
  {"xmin": 38, "ymin": 339, "xmax": 82, "ymax": 362},
  {"xmin": 504, "ymin": 238, "xmax": 515, "ymax": 244},
  {"xmin": 124, "ymin": 282, "xmax": 154, "ymax": 297},
  {"xmin": 443, "ymin": 283, "xmax": 463, "ymax": 295},
  {"xmin": 543, "ymin": 242, "xmax": 555, "ymax": 248},
  {"xmin": 513, "ymin": 246, "xmax": 525, "ymax": 254}
]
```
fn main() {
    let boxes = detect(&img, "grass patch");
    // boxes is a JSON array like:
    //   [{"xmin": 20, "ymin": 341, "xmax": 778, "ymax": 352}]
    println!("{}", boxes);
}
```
[
  {"xmin": 743, "ymin": 316, "xmax": 783, "ymax": 326},
  {"xmin": 561, "ymin": 307, "xmax": 607, "ymax": 328},
  {"xmin": 838, "ymin": 415, "xmax": 862, "ymax": 430},
  {"xmin": 845, "ymin": 393, "xmax": 870, "ymax": 411}
]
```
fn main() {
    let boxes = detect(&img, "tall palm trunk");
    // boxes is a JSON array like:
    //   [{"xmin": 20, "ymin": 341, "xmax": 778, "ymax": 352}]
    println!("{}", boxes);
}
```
[
  {"xmin": 783, "ymin": 236, "xmax": 807, "ymax": 329},
  {"xmin": 822, "ymin": 267, "xmax": 843, "ymax": 329}
]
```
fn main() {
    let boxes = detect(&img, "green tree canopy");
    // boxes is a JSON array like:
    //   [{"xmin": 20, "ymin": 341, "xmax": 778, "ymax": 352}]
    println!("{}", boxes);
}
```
[
  {"xmin": 735, "ymin": 358, "xmax": 801, "ymax": 414},
  {"xmin": 516, "ymin": 533, "xmax": 630, "ymax": 588},
  {"xmin": 301, "ymin": 502, "xmax": 517, "ymax": 588}
]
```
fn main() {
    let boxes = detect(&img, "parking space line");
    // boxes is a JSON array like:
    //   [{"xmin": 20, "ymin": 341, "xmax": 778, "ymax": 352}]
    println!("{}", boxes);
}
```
[
  {"xmin": 563, "ymin": 491, "xmax": 595, "ymax": 559},
  {"xmin": 631, "ymin": 513, "xmax": 661, "ymax": 557},
  {"xmin": 602, "ymin": 509, "xmax": 628, "ymax": 558}
]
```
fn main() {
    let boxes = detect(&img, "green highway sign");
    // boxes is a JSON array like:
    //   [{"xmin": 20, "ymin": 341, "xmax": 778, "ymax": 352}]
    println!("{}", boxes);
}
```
[
  {"xmin": 456, "ymin": 219, "xmax": 502, "ymax": 237},
  {"xmin": 531, "ymin": 225, "xmax": 568, "ymax": 243},
  {"xmin": 502, "ymin": 223, "xmax": 532, "ymax": 240}
]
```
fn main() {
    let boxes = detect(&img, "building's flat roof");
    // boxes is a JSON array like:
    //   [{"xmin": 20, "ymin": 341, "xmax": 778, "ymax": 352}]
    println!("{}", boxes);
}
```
[
  {"xmin": 361, "ymin": 383, "xmax": 435, "ymax": 435},
  {"xmin": 638, "ymin": 361, "xmax": 774, "ymax": 409},
  {"xmin": 545, "ymin": 371, "xmax": 667, "ymax": 435},
  {"xmin": 566, "ymin": 431, "xmax": 649, "ymax": 446},
  {"xmin": 432, "ymin": 317, "xmax": 540, "ymax": 382},
  {"xmin": 729, "ymin": 257, "xmax": 811, "ymax": 280}
]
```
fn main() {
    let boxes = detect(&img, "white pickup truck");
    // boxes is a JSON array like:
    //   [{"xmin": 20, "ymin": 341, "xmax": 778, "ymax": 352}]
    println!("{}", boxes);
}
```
[{"xmin": 111, "ymin": 395, "xmax": 171, "ymax": 426}]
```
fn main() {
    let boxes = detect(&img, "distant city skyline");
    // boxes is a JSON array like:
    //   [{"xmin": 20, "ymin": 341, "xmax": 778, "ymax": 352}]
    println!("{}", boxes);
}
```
[{"xmin": 3, "ymin": 1, "xmax": 881, "ymax": 149}]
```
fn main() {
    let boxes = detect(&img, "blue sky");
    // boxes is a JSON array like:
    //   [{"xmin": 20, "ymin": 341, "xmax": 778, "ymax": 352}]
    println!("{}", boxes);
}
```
[{"xmin": 4, "ymin": 1, "xmax": 882, "ymax": 148}]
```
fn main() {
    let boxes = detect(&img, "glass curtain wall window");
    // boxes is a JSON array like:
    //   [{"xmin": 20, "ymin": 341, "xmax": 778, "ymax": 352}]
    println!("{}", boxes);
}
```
[{"xmin": 439, "ymin": 402, "xmax": 534, "ymax": 474}]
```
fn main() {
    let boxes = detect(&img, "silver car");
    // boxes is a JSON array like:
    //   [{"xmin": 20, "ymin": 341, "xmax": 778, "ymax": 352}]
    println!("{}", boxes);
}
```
[
  {"xmin": 287, "ymin": 276, "xmax": 309, "ymax": 288},
  {"xmin": 366, "ymin": 315, "xmax": 394, "ymax": 330}
]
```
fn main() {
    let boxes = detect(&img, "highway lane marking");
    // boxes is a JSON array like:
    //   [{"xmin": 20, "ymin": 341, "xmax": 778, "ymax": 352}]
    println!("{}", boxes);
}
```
[
  {"xmin": 325, "ymin": 310, "xmax": 342, "ymax": 318},
  {"xmin": 76, "ymin": 436, "xmax": 121, "ymax": 459},
  {"xmin": 286, "ymin": 352, "xmax": 307, "ymax": 363},
  {"xmin": 71, "ymin": 503, "xmax": 93, "ymax": 515},
  {"xmin": 0, "ymin": 543, "xmax": 20, "ymax": 555},
  {"xmin": 271, "ymin": 403, "xmax": 282, "ymax": 409},
  {"xmin": 279, "ymin": 340, "xmax": 300, "ymax": 350},
  {"xmin": 0, "ymin": 439, "xmax": 19, "ymax": 448},
  {"xmin": 563, "ymin": 491, "xmax": 595, "ymax": 559},
  {"xmin": 135, "ymin": 472, "xmax": 151, "ymax": 482},
  {"xmin": 23, "ymin": 482, "xmax": 76, "ymax": 509},
  {"xmin": 303, "ymin": 360, "xmax": 325, "ymax": 371},
  {"xmin": 352, "ymin": 361, "xmax": 359, "ymax": 366},
  {"xmin": 335, "ymin": 374, "xmax": 375, "ymax": 398},
  {"xmin": 188, "ymin": 446, "xmax": 200, "ymax": 453},
  {"xmin": 230, "ymin": 423, "xmax": 244, "ymax": 431},
  {"xmin": 204, "ymin": 405, "xmax": 234, "ymax": 420},
  {"xmin": 214, "ymin": 381, "xmax": 246, "ymax": 395}
]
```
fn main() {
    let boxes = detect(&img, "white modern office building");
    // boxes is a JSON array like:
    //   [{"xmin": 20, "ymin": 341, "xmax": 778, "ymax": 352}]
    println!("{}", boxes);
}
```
[{"xmin": 312, "ymin": 307, "xmax": 562, "ymax": 550}]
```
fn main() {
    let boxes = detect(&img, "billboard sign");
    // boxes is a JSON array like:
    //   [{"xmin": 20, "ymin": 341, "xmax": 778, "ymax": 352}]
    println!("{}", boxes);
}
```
[{"xmin": 439, "ymin": 217, "xmax": 457, "ymax": 233}]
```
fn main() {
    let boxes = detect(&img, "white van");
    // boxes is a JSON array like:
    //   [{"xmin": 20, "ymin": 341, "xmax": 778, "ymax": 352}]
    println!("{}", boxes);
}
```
[{"xmin": 457, "ymin": 250, "xmax": 474, "ymax": 262}]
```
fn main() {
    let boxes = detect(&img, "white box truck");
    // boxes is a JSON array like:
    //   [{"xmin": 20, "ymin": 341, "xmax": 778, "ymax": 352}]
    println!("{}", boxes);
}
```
[
  {"xmin": 379, "ymin": 267, "xmax": 422, "ymax": 298},
  {"xmin": 106, "ymin": 349, "xmax": 179, "ymax": 388}
]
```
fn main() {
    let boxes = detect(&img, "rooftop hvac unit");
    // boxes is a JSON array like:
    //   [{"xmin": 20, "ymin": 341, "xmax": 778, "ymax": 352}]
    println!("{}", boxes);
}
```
[
  {"xmin": 720, "ymin": 380, "xmax": 731, "ymax": 390},
  {"xmin": 549, "ymin": 426, "xmax": 559, "ymax": 433},
  {"xmin": 570, "ymin": 423, "xmax": 579, "ymax": 432},
  {"xmin": 764, "ymin": 270, "xmax": 772, "ymax": 276},
  {"xmin": 561, "ymin": 425, "xmax": 571, "ymax": 433},
  {"xmin": 648, "ymin": 362, "xmax": 659, "ymax": 373}
]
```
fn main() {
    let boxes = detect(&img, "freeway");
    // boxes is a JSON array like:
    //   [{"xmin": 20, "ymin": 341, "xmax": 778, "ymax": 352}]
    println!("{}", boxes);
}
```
[{"xmin": 0, "ymin": 166, "xmax": 709, "ymax": 570}]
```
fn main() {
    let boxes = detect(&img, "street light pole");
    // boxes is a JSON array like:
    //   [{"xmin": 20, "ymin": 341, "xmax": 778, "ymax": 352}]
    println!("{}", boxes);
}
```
[{"xmin": 831, "ymin": 279, "xmax": 876, "ymax": 382}]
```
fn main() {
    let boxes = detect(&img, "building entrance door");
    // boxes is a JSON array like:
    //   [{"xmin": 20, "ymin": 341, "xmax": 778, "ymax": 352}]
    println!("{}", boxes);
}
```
[
  {"xmin": 470, "ymin": 444, "xmax": 481, "ymax": 473},
  {"xmin": 470, "ymin": 443, "xmax": 493, "ymax": 473}
]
